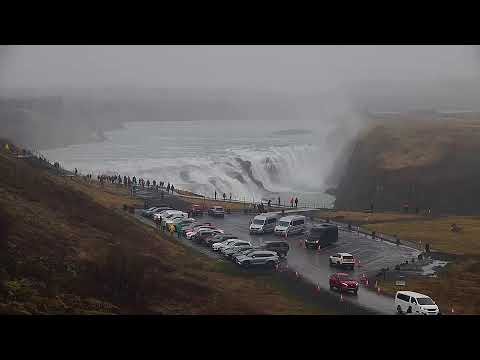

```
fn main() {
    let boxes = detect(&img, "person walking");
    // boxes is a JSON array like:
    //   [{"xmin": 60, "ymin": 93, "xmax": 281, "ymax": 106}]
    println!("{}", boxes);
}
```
[
  {"xmin": 268, "ymin": 199, "xmax": 271, "ymax": 208},
  {"xmin": 229, "ymin": 193, "xmax": 232, "ymax": 201},
  {"xmin": 290, "ymin": 197, "xmax": 294, "ymax": 208},
  {"xmin": 278, "ymin": 196, "xmax": 281, "ymax": 206},
  {"xmin": 75, "ymin": 168, "xmax": 78, "ymax": 176},
  {"xmin": 223, "ymin": 193, "xmax": 226, "ymax": 201},
  {"xmin": 170, "ymin": 184, "xmax": 175, "ymax": 194},
  {"xmin": 295, "ymin": 197, "xmax": 298, "ymax": 208},
  {"xmin": 167, "ymin": 183, "xmax": 170, "ymax": 193},
  {"xmin": 214, "ymin": 191, "xmax": 217, "ymax": 200}
]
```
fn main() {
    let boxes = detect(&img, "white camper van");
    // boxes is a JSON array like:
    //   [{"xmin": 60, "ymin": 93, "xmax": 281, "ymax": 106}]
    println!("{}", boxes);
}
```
[
  {"xmin": 274, "ymin": 215, "xmax": 306, "ymax": 236},
  {"xmin": 249, "ymin": 213, "xmax": 280, "ymax": 234}
]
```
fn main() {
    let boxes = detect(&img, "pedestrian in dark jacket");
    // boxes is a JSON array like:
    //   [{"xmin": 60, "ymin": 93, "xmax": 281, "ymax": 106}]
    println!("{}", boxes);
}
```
[
  {"xmin": 171, "ymin": 184, "xmax": 175, "ymax": 194},
  {"xmin": 295, "ymin": 197, "xmax": 298, "ymax": 208}
]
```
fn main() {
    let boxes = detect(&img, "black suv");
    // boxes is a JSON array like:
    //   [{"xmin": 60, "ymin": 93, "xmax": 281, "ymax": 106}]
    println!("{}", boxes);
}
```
[
  {"xmin": 305, "ymin": 223, "xmax": 338, "ymax": 249},
  {"xmin": 261, "ymin": 241, "xmax": 289, "ymax": 258}
]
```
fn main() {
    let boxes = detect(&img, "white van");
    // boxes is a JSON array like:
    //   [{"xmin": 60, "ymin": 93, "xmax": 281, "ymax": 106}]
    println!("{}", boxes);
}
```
[
  {"xmin": 395, "ymin": 291, "xmax": 440, "ymax": 315},
  {"xmin": 249, "ymin": 213, "xmax": 280, "ymax": 234},
  {"xmin": 274, "ymin": 215, "xmax": 306, "ymax": 236}
]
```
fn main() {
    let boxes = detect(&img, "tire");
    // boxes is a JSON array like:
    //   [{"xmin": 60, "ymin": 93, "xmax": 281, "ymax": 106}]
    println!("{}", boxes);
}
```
[
  {"xmin": 397, "ymin": 305, "xmax": 403, "ymax": 314},
  {"xmin": 329, "ymin": 283, "xmax": 334, "ymax": 290}
]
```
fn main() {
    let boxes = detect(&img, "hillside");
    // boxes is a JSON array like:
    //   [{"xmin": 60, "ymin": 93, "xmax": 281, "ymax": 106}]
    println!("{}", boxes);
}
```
[
  {"xmin": 334, "ymin": 117, "xmax": 480, "ymax": 215},
  {"xmin": 0, "ymin": 141, "xmax": 333, "ymax": 314}
]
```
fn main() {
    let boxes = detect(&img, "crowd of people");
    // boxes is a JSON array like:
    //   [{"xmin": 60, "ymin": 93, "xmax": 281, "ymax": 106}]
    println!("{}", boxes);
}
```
[{"xmin": 95, "ymin": 172, "xmax": 176, "ymax": 194}]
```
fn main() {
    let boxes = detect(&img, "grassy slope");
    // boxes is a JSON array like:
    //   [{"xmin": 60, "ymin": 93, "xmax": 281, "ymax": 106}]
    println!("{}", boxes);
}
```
[{"xmin": 0, "ymin": 148, "xmax": 334, "ymax": 315}]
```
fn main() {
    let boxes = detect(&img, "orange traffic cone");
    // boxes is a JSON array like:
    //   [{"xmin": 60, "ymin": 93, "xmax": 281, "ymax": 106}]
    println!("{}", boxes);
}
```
[
  {"xmin": 316, "ymin": 285, "xmax": 320, "ymax": 292},
  {"xmin": 340, "ymin": 294, "xmax": 344, "ymax": 302},
  {"xmin": 377, "ymin": 286, "xmax": 381, "ymax": 294},
  {"xmin": 295, "ymin": 271, "xmax": 299, "ymax": 279},
  {"xmin": 366, "ymin": 279, "xmax": 369, "ymax": 286},
  {"xmin": 451, "ymin": 306, "xmax": 455, "ymax": 314}
]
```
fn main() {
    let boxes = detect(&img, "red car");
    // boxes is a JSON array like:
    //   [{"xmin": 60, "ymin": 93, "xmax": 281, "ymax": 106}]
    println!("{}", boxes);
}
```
[
  {"xmin": 329, "ymin": 273, "xmax": 359, "ymax": 295},
  {"xmin": 190, "ymin": 204, "xmax": 204, "ymax": 216}
]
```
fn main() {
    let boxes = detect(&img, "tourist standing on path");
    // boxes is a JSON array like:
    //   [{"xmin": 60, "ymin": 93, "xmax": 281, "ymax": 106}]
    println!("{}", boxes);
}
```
[
  {"xmin": 223, "ymin": 193, "xmax": 226, "ymax": 201},
  {"xmin": 278, "ymin": 196, "xmax": 281, "ymax": 206},
  {"xmin": 229, "ymin": 193, "xmax": 232, "ymax": 201},
  {"xmin": 214, "ymin": 191, "xmax": 217, "ymax": 200},
  {"xmin": 290, "ymin": 197, "xmax": 294, "ymax": 207},
  {"xmin": 75, "ymin": 168, "xmax": 78, "ymax": 176},
  {"xmin": 171, "ymin": 184, "xmax": 175, "ymax": 194},
  {"xmin": 295, "ymin": 197, "xmax": 298, "ymax": 208},
  {"xmin": 167, "ymin": 183, "xmax": 170, "ymax": 193}
]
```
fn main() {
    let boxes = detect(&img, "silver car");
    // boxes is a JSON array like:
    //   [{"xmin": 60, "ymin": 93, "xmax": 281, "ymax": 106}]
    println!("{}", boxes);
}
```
[
  {"xmin": 221, "ymin": 241, "xmax": 251, "ymax": 256},
  {"xmin": 236, "ymin": 250, "xmax": 279, "ymax": 268}
]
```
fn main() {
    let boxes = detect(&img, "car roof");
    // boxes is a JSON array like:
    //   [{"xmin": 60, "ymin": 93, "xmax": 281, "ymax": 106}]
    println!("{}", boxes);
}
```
[
  {"xmin": 396, "ymin": 291, "xmax": 431, "ymax": 298},
  {"xmin": 338, "ymin": 253, "xmax": 353, "ymax": 256},
  {"xmin": 333, "ymin": 272, "xmax": 350, "ymax": 277},
  {"xmin": 279, "ymin": 215, "xmax": 306, "ymax": 221},
  {"xmin": 248, "ymin": 250, "xmax": 277, "ymax": 255},
  {"xmin": 264, "ymin": 240, "xmax": 288, "ymax": 245}
]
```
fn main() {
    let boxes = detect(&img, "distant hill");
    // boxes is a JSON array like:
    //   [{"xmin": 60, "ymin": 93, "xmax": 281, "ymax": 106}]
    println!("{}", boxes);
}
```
[{"xmin": 333, "ymin": 116, "xmax": 480, "ymax": 215}]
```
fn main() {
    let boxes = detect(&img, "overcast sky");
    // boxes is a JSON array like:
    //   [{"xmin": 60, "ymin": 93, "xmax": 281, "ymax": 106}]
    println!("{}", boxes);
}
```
[{"xmin": 1, "ymin": 45, "xmax": 479, "ymax": 96}]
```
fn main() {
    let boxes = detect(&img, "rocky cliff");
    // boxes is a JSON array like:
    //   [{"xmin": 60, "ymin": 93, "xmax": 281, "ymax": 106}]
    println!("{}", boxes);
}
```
[{"xmin": 333, "ymin": 118, "xmax": 480, "ymax": 215}]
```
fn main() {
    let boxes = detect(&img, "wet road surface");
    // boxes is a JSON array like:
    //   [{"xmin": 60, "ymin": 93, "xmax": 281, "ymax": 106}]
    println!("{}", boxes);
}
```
[{"xmin": 136, "ymin": 206, "xmax": 420, "ymax": 314}]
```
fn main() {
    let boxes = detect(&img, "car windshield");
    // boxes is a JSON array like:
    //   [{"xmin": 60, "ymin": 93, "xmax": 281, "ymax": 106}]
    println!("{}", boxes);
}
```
[
  {"xmin": 337, "ymin": 274, "xmax": 353, "ymax": 281},
  {"xmin": 342, "ymin": 255, "xmax": 354, "ymax": 260},
  {"xmin": 253, "ymin": 219, "xmax": 265, "ymax": 225},
  {"xmin": 278, "ymin": 221, "xmax": 290, "ymax": 227},
  {"xmin": 417, "ymin": 297, "xmax": 435, "ymax": 305}
]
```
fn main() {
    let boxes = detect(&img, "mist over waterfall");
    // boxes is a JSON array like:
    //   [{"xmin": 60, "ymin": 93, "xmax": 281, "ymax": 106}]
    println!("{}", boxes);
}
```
[{"xmin": 43, "ymin": 118, "xmax": 356, "ymax": 206}]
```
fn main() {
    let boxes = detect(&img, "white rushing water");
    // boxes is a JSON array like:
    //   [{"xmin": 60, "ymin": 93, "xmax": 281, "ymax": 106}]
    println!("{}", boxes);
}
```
[{"xmin": 43, "ymin": 119, "xmax": 341, "ymax": 207}]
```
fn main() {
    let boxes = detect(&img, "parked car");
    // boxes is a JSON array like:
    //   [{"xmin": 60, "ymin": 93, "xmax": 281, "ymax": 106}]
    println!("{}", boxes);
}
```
[
  {"xmin": 212, "ymin": 239, "xmax": 240, "ymax": 252},
  {"xmin": 220, "ymin": 240, "xmax": 251, "ymax": 255},
  {"xmin": 149, "ymin": 206, "xmax": 174, "ymax": 218},
  {"xmin": 224, "ymin": 245, "xmax": 254, "ymax": 259},
  {"xmin": 204, "ymin": 234, "xmax": 238, "ymax": 247},
  {"xmin": 329, "ymin": 253, "xmax": 355, "ymax": 269},
  {"xmin": 193, "ymin": 229, "xmax": 224, "ymax": 243},
  {"xmin": 208, "ymin": 206, "xmax": 225, "ymax": 217},
  {"xmin": 395, "ymin": 291, "xmax": 439, "ymax": 315},
  {"xmin": 190, "ymin": 204, "xmax": 204, "ymax": 217},
  {"xmin": 305, "ymin": 223, "xmax": 338, "ymax": 249},
  {"xmin": 153, "ymin": 209, "xmax": 177, "ymax": 222},
  {"xmin": 329, "ymin": 273, "xmax": 359, "ymax": 295},
  {"xmin": 274, "ymin": 215, "xmax": 306, "ymax": 236},
  {"xmin": 249, "ymin": 213, "xmax": 280, "ymax": 234},
  {"xmin": 260, "ymin": 241, "xmax": 289, "ymax": 258},
  {"xmin": 161, "ymin": 211, "xmax": 188, "ymax": 227},
  {"xmin": 169, "ymin": 217, "xmax": 196, "ymax": 231},
  {"xmin": 142, "ymin": 207, "xmax": 161, "ymax": 217},
  {"xmin": 232, "ymin": 247, "xmax": 261, "ymax": 261},
  {"xmin": 186, "ymin": 225, "xmax": 221, "ymax": 240},
  {"xmin": 236, "ymin": 250, "xmax": 279, "ymax": 268},
  {"xmin": 182, "ymin": 222, "xmax": 214, "ymax": 235}
]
